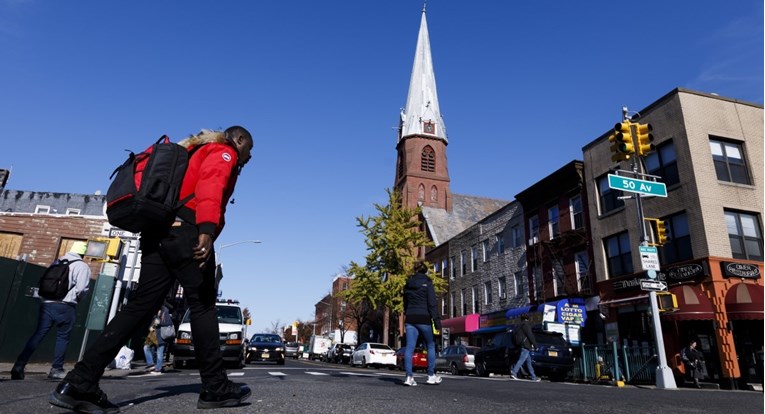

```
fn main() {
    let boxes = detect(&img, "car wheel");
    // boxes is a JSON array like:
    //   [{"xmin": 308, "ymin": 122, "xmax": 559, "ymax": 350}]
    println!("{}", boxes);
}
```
[
  {"xmin": 475, "ymin": 361, "xmax": 488, "ymax": 377},
  {"xmin": 450, "ymin": 363, "xmax": 459, "ymax": 376}
]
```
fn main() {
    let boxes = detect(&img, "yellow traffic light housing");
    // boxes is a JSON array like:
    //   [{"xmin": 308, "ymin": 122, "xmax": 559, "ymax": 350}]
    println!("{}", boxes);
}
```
[
  {"xmin": 645, "ymin": 218, "xmax": 670, "ymax": 246},
  {"xmin": 657, "ymin": 292, "xmax": 678, "ymax": 312},
  {"xmin": 84, "ymin": 238, "xmax": 124, "ymax": 261},
  {"xmin": 609, "ymin": 122, "xmax": 635, "ymax": 163},
  {"xmin": 635, "ymin": 123, "xmax": 655, "ymax": 156}
]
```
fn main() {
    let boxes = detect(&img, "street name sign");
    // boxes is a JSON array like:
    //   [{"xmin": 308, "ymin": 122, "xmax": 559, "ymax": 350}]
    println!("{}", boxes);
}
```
[
  {"xmin": 640, "ymin": 280, "xmax": 667, "ymax": 292},
  {"xmin": 608, "ymin": 174, "xmax": 667, "ymax": 197},
  {"xmin": 639, "ymin": 245, "xmax": 660, "ymax": 271}
]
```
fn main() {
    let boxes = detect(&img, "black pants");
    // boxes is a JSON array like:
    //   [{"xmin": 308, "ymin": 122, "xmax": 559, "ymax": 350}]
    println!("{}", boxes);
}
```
[{"xmin": 65, "ymin": 222, "xmax": 227, "ymax": 393}]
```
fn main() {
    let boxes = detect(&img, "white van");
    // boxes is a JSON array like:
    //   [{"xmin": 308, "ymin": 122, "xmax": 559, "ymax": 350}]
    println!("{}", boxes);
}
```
[{"xmin": 172, "ymin": 300, "xmax": 250, "ymax": 368}]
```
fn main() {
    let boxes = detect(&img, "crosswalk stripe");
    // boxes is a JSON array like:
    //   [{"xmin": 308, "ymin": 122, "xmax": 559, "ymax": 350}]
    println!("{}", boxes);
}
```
[
  {"xmin": 268, "ymin": 372, "xmax": 287, "ymax": 376},
  {"xmin": 305, "ymin": 371, "xmax": 329, "ymax": 376}
]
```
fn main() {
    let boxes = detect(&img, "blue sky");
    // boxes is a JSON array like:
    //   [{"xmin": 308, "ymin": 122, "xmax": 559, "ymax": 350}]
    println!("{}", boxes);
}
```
[{"xmin": 1, "ymin": 1, "xmax": 762, "ymax": 333}]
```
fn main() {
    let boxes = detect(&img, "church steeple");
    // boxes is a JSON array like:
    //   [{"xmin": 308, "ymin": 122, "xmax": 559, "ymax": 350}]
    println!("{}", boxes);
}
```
[
  {"xmin": 399, "ymin": 6, "xmax": 447, "ymax": 143},
  {"xmin": 395, "ymin": 6, "xmax": 452, "ymax": 212}
]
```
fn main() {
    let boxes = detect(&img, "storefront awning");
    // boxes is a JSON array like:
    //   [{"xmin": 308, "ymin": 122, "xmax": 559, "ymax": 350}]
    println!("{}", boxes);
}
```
[
  {"xmin": 440, "ymin": 314, "xmax": 480, "ymax": 334},
  {"xmin": 662, "ymin": 285, "xmax": 714, "ymax": 321},
  {"xmin": 726, "ymin": 282, "xmax": 764, "ymax": 320},
  {"xmin": 471, "ymin": 325, "xmax": 507, "ymax": 335}
]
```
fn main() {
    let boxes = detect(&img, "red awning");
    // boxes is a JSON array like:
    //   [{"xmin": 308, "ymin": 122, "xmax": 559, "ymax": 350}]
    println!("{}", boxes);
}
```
[
  {"xmin": 663, "ymin": 285, "xmax": 714, "ymax": 321},
  {"xmin": 440, "ymin": 314, "xmax": 480, "ymax": 334},
  {"xmin": 725, "ymin": 283, "xmax": 764, "ymax": 320}
]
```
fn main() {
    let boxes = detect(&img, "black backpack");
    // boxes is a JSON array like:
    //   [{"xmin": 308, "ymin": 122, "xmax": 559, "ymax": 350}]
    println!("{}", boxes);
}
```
[
  {"xmin": 512, "ymin": 327, "xmax": 527, "ymax": 347},
  {"xmin": 106, "ymin": 135, "xmax": 194, "ymax": 233},
  {"xmin": 38, "ymin": 259, "xmax": 80, "ymax": 300}
]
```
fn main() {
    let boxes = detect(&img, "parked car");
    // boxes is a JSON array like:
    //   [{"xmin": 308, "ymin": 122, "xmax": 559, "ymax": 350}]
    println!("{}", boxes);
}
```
[
  {"xmin": 246, "ymin": 333, "xmax": 285, "ymax": 365},
  {"xmin": 436, "ymin": 344, "xmax": 480, "ymax": 375},
  {"xmin": 285, "ymin": 342, "xmax": 300, "ymax": 359},
  {"xmin": 326, "ymin": 343, "xmax": 353, "ymax": 364},
  {"xmin": 350, "ymin": 342, "xmax": 396, "ymax": 368},
  {"xmin": 173, "ymin": 300, "xmax": 249, "ymax": 369},
  {"xmin": 395, "ymin": 347, "xmax": 429, "ymax": 372},
  {"xmin": 474, "ymin": 329, "xmax": 573, "ymax": 381}
]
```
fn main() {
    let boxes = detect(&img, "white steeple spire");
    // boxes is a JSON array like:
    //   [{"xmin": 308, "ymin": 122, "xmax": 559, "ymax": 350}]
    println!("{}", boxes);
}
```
[{"xmin": 400, "ymin": 6, "xmax": 447, "ymax": 143}]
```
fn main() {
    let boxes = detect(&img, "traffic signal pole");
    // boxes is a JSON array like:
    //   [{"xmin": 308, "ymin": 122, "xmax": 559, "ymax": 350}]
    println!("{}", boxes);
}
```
[{"xmin": 621, "ymin": 107, "xmax": 677, "ymax": 389}]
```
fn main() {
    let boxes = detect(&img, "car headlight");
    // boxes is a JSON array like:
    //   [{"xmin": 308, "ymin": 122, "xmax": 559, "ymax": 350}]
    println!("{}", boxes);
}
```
[
  {"xmin": 249, "ymin": 346, "xmax": 258, "ymax": 351},
  {"xmin": 274, "ymin": 347, "xmax": 283, "ymax": 351},
  {"xmin": 229, "ymin": 333, "xmax": 240, "ymax": 340},
  {"xmin": 180, "ymin": 331, "xmax": 192, "ymax": 340}
]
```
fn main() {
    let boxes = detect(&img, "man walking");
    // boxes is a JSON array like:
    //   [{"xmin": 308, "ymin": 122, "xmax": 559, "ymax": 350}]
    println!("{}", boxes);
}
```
[
  {"xmin": 49, "ymin": 126, "xmax": 254, "ymax": 413},
  {"xmin": 11, "ymin": 241, "xmax": 91, "ymax": 380},
  {"xmin": 510, "ymin": 313, "xmax": 541, "ymax": 382}
]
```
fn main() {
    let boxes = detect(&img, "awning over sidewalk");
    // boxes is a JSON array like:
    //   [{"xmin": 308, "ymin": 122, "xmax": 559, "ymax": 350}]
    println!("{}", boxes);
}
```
[
  {"xmin": 470, "ymin": 325, "xmax": 507, "ymax": 335},
  {"xmin": 726, "ymin": 282, "xmax": 764, "ymax": 320},
  {"xmin": 663, "ymin": 285, "xmax": 714, "ymax": 321},
  {"xmin": 440, "ymin": 314, "xmax": 480, "ymax": 334}
]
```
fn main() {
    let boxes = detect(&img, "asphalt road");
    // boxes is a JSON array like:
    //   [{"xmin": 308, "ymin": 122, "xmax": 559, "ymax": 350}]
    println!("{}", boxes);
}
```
[{"xmin": 0, "ymin": 359, "xmax": 761, "ymax": 414}]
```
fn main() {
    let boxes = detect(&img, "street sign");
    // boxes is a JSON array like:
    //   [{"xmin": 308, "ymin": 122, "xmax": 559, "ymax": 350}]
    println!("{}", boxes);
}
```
[
  {"xmin": 608, "ymin": 174, "xmax": 667, "ymax": 197},
  {"xmin": 109, "ymin": 228, "xmax": 139, "ymax": 239},
  {"xmin": 639, "ymin": 245, "xmax": 660, "ymax": 271},
  {"xmin": 640, "ymin": 280, "xmax": 667, "ymax": 292}
]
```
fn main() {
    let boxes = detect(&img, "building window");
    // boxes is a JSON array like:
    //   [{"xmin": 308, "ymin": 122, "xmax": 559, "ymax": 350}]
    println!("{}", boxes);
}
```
[
  {"xmin": 658, "ymin": 212, "xmax": 693, "ymax": 265},
  {"xmin": 725, "ymin": 210, "xmax": 763, "ymax": 261},
  {"xmin": 645, "ymin": 140, "xmax": 679, "ymax": 187},
  {"xmin": 472, "ymin": 286, "xmax": 480, "ymax": 314},
  {"xmin": 434, "ymin": 261, "xmax": 441, "ymax": 275},
  {"xmin": 533, "ymin": 266, "xmax": 543, "ymax": 301},
  {"xmin": 605, "ymin": 231, "xmax": 633, "ymax": 277},
  {"xmin": 65, "ymin": 208, "xmax": 81, "ymax": 215},
  {"xmin": 498, "ymin": 276, "xmax": 507, "ymax": 299},
  {"xmin": 450, "ymin": 292, "xmax": 456, "ymax": 318},
  {"xmin": 460, "ymin": 250, "xmax": 467, "ymax": 275},
  {"xmin": 0, "ymin": 231, "xmax": 23, "ymax": 259},
  {"xmin": 441, "ymin": 298, "xmax": 447, "ymax": 316},
  {"xmin": 482, "ymin": 240, "xmax": 489, "ymax": 262},
  {"xmin": 511, "ymin": 225, "xmax": 523, "ymax": 248},
  {"xmin": 548, "ymin": 205, "xmax": 560, "ymax": 239},
  {"xmin": 570, "ymin": 195, "xmax": 584, "ymax": 230},
  {"xmin": 574, "ymin": 251, "xmax": 590, "ymax": 292},
  {"xmin": 418, "ymin": 184, "xmax": 425, "ymax": 200},
  {"xmin": 35, "ymin": 205, "xmax": 51, "ymax": 214},
  {"xmin": 496, "ymin": 233, "xmax": 505, "ymax": 254},
  {"xmin": 471, "ymin": 245, "xmax": 478, "ymax": 271},
  {"xmin": 461, "ymin": 289, "xmax": 467, "ymax": 316},
  {"xmin": 553, "ymin": 262, "xmax": 565, "ymax": 296},
  {"xmin": 441, "ymin": 258, "xmax": 448, "ymax": 278},
  {"xmin": 430, "ymin": 185, "xmax": 438, "ymax": 202},
  {"xmin": 597, "ymin": 174, "xmax": 624, "ymax": 214},
  {"xmin": 529, "ymin": 216, "xmax": 539, "ymax": 244},
  {"xmin": 450, "ymin": 257, "xmax": 456, "ymax": 279},
  {"xmin": 484, "ymin": 281, "xmax": 492, "ymax": 304},
  {"xmin": 710, "ymin": 138, "xmax": 751, "ymax": 185},
  {"xmin": 421, "ymin": 145, "xmax": 436, "ymax": 172},
  {"xmin": 513, "ymin": 271, "xmax": 523, "ymax": 297}
]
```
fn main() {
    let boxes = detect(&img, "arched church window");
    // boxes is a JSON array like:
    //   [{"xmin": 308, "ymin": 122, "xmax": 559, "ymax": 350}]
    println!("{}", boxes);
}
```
[
  {"xmin": 421, "ymin": 146, "xmax": 435, "ymax": 172},
  {"xmin": 418, "ymin": 184, "xmax": 425, "ymax": 200},
  {"xmin": 431, "ymin": 185, "xmax": 438, "ymax": 202}
]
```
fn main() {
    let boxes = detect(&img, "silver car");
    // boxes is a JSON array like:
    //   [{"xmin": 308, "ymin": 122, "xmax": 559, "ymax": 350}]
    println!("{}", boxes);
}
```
[{"xmin": 436, "ymin": 345, "xmax": 480, "ymax": 375}]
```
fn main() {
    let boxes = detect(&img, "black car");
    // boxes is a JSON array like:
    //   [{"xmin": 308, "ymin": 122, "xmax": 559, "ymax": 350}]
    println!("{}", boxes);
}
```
[
  {"xmin": 246, "ymin": 333, "xmax": 285, "ymax": 365},
  {"xmin": 325, "ymin": 343, "xmax": 353, "ymax": 364},
  {"xmin": 474, "ymin": 329, "xmax": 573, "ymax": 381}
]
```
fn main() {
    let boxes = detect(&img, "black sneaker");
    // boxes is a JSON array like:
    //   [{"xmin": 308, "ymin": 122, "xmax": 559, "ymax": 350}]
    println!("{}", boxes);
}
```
[
  {"xmin": 49, "ymin": 382, "xmax": 120, "ymax": 413},
  {"xmin": 10, "ymin": 364, "xmax": 24, "ymax": 380},
  {"xmin": 197, "ymin": 381, "xmax": 251, "ymax": 409}
]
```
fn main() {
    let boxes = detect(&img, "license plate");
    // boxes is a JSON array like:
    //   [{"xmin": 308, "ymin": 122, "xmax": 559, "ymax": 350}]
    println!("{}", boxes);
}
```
[
  {"xmin": 548, "ymin": 350, "xmax": 558, "ymax": 357},
  {"xmin": 262, "ymin": 352, "xmax": 269, "ymax": 358}
]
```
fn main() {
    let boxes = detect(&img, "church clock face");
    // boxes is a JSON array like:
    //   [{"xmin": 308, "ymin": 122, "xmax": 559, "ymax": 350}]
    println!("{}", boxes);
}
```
[{"xmin": 423, "ymin": 121, "xmax": 435, "ymax": 134}]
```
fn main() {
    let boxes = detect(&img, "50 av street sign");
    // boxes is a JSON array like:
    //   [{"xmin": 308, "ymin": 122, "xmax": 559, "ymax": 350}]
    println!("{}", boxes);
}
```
[{"xmin": 608, "ymin": 174, "xmax": 667, "ymax": 197}]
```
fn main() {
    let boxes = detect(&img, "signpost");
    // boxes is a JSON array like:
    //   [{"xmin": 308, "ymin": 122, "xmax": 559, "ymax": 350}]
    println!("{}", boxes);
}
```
[
  {"xmin": 639, "ymin": 245, "xmax": 660, "ymax": 271},
  {"xmin": 608, "ymin": 174, "xmax": 667, "ymax": 197},
  {"xmin": 640, "ymin": 280, "xmax": 667, "ymax": 292}
]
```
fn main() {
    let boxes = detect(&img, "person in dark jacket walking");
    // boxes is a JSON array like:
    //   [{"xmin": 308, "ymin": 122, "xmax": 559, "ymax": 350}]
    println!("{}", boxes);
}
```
[
  {"xmin": 49, "ymin": 126, "xmax": 254, "ymax": 413},
  {"xmin": 681, "ymin": 339, "xmax": 705, "ymax": 388},
  {"xmin": 510, "ymin": 313, "xmax": 540, "ymax": 382},
  {"xmin": 402, "ymin": 260, "xmax": 441, "ymax": 386}
]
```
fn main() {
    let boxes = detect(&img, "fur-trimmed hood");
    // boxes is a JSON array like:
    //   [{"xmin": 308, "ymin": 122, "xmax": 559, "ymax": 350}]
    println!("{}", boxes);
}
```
[{"xmin": 177, "ymin": 129, "xmax": 228, "ymax": 149}]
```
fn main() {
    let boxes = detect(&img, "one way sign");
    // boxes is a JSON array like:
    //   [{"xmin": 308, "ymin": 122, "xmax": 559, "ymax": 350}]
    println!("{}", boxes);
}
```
[{"xmin": 640, "ymin": 280, "xmax": 667, "ymax": 292}]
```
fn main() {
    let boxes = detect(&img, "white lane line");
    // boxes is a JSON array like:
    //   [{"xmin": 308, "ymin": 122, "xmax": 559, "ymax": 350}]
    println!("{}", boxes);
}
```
[
  {"xmin": 268, "ymin": 372, "xmax": 287, "ymax": 376},
  {"xmin": 305, "ymin": 371, "xmax": 330, "ymax": 376}
]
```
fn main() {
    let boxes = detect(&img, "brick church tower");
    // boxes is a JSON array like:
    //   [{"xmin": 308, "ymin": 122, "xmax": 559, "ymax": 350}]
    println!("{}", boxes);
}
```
[{"xmin": 394, "ymin": 6, "xmax": 452, "ymax": 212}]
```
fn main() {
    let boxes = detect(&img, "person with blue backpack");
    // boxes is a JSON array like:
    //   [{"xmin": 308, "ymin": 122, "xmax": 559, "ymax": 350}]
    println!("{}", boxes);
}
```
[
  {"xmin": 11, "ymin": 241, "xmax": 91, "ymax": 381},
  {"xmin": 49, "ymin": 126, "xmax": 254, "ymax": 413}
]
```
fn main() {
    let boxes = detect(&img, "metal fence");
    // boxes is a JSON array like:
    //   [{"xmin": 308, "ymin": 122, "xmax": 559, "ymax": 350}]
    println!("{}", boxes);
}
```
[{"xmin": 571, "ymin": 342, "xmax": 658, "ymax": 384}]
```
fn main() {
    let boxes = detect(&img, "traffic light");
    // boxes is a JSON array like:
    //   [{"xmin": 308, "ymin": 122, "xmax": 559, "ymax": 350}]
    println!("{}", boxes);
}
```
[
  {"xmin": 657, "ymin": 292, "xmax": 678, "ymax": 312},
  {"xmin": 84, "ymin": 238, "xmax": 124, "ymax": 260},
  {"xmin": 635, "ymin": 123, "xmax": 655, "ymax": 156},
  {"xmin": 609, "ymin": 122, "xmax": 635, "ymax": 163},
  {"xmin": 104, "ymin": 237, "xmax": 124, "ymax": 259},
  {"xmin": 645, "ymin": 218, "xmax": 670, "ymax": 246}
]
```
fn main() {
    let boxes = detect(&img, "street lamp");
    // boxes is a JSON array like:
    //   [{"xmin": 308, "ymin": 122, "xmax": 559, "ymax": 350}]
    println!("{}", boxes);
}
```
[{"xmin": 214, "ymin": 240, "xmax": 261, "ymax": 293}]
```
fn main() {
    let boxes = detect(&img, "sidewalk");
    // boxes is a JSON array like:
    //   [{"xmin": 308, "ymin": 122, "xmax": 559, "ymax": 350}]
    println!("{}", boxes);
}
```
[{"xmin": 0, "ymin": 362, "xmax": 147, "ymax": 380}]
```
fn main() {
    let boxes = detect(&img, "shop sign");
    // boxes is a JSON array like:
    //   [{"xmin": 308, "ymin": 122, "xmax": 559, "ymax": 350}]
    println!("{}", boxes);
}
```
[
  {"xmin": 661, "ymin": 262, "xmax": 707, "ymax": 285},
  {"xmin": 613, "ymin": 273, "xmax": 667, "ymax": 291},
  {"xmin": 721, "ymin": 262, "xmax": 761, "ymax": 279},
  {"xmin": 557, "ymin": 302, "xmax": 585, "ymax": 325}
]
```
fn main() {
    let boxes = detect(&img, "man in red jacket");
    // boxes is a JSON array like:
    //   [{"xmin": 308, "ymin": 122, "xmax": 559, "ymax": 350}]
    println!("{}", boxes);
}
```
[{"xmin": 50, "ymin": 126, "xmax": 253, "ymax": 413}]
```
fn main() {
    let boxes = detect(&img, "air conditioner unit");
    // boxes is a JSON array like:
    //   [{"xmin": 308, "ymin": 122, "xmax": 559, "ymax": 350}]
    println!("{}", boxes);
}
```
[
  {"xmin": 499, "ymin": 292, "xmax": 507, "ymax": 299},
  {"xmin": 527, "ymin": 236, "xmax": 538, "ymax": 246}
]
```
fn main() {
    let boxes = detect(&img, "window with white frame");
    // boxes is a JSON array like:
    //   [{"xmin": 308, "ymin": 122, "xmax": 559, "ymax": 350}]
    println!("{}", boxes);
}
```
[
  {"xmin": 450, "ymin": 292, "xmax": 456, "ymax": 318},
  {"xmin": 725, "ymin": 210, "xmax": 763, "ymax": 261},
  {"xmin": 482, "ymin": 240, "xmax": 489, "ymax": 262},
  {"xmin": 35, "ymin": 205, "xmax": 51, "ymax": 214},
  {"xmin": 484, "ymin": 281, "xmax": 492, "ymax": 304},
  {"xmin": 710, "ymin": 138, "xmax": 751, "ymax": 185},
  {"xmin": 441, "ymin": 258, "xmax": 448, "ymax": 278},
  {"xmin": 471, "ymin": 245, "xmax": 478, "ymax": 271},
  {"xmin": 511, "ymin": 225, "xmax": 523, "ymax": 248},
  {"xmin": 574, "ymin": 251, "xmax": 590, "ymax": 292},
  {"xmin": 460, "ymin": 250, "xmax": 467, "ymax": 275},
  {"xmin": 529, "ymin": 216, "xmax": 539, "ymax": 244},
  {"xmin": 498, "ymin": 276, "xmax": 507, "ymax": 299},
  {"xmin": 533, "ymin": 266, "xmax": 543, "ymax": 301},
  {"xmin": 441, "ymin": 297, "xmax": 447, "ymax": 316},
  {"xmin": 570, "ymin": 195, "xmax": 583, "ymax": 230},
  {"xmin": 496, "ymin": 233, "xmax": 505, "ymax": 254},
  {"xmin": 513, "ymin": 272, "xmax": 523, "ymax": 297},
  {"xmin": 461, "ymin": 289, "xmax": 467, "ymax": 316},
  {"xmin": 553, "ymin": 262, "xmax": 565, "ymax": 296},
  {"xmin": 472, "ymin": 286, "xmax": 480, "ymax": 314},
  {"xmin": 450, "ymin": 257, "xmax": 456, "ymax": 279},
  {"xmin": 548, "ymin": 205, "xmax": 560, "ymax": 239},
  {"xmin": 65, "ymin": 208, "xmax": 81, "ymax": 215}
]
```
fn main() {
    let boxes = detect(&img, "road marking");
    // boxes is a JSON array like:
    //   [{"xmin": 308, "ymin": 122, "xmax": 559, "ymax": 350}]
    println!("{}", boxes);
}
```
[
  {"xmin": 305, "ymin": 371, "xmax": 330, "ymax": 376},
  {"xmin": 268, "ymin": 372, "xmax": 287, "ymax": 376}
]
